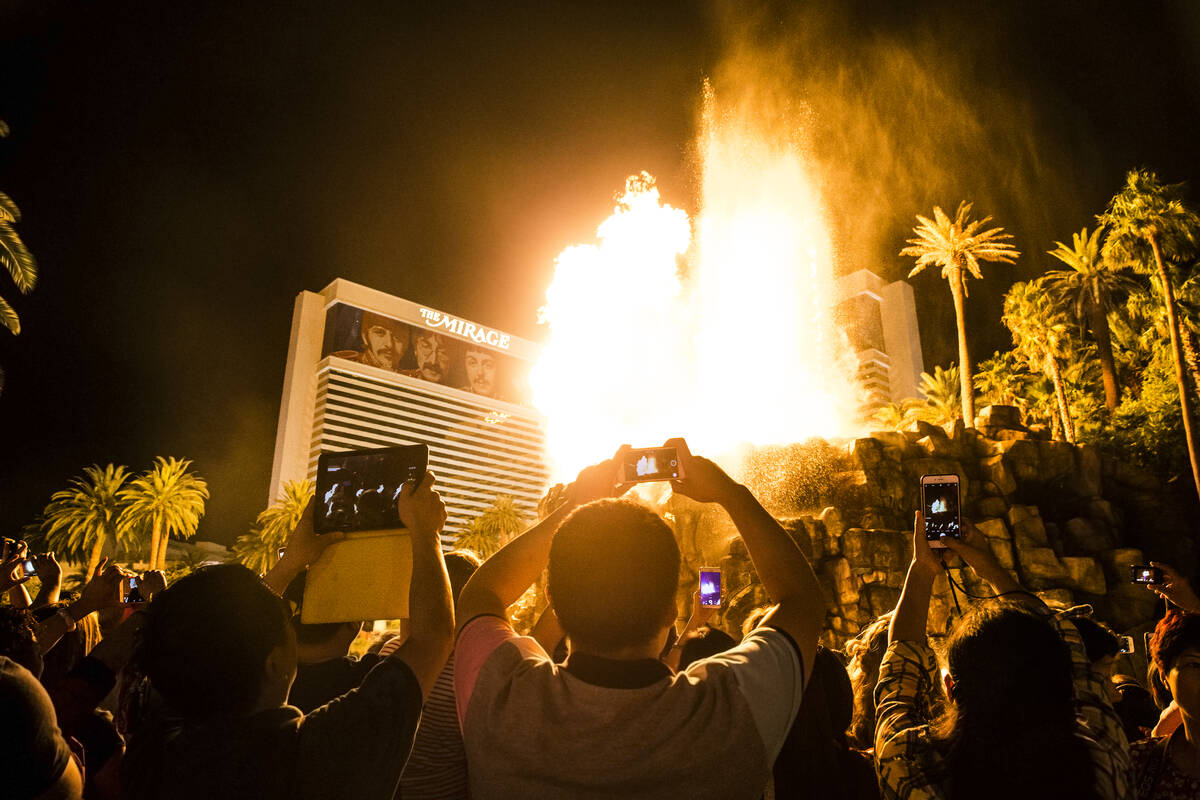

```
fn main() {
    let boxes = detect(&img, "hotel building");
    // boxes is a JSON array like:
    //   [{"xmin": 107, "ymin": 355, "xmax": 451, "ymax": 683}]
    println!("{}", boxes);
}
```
[{"xmin": 269, "ymin": 279, "xmax": 548, "ymax": 548}]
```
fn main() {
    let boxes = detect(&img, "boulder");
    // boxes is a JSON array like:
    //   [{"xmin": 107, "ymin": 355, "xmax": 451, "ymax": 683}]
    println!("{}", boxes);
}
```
[
  {"xmin": 861, "ymin": 582, "xmax": 902, "ymax": 619},
  {"xmin": 975, "ymin": 405, "xmax": 1024, "ymax": 430},
  {"xmin": 1064, "ymin": 517, "xmax": 1117, "ymax": 555},
  {"xmin": 975, "ymin": 496, "xmax": 1009, "ymax": 518},
  {"xmin": 1017, "ymin": 547, "xmax": 1070, "ymax": 589},
  {"xmin": 994, "ymin": 428, "xmax": 1033, "ymax": 441},
  {"xmin": 1087, "ymin": 498, "xmax": 1120, "ymax": 529},
  {"xmin": 1061, "ymin": 556, "xmax": 1107, "ymax": 595},
  {"xmin": 1076, "ymin": 444, "xmax": 1102, "ymax": 496},
  {"xmin": 869, "ymin": 431, "xmax": 908, "ymax": 450},
  {"xmin": 827, "ymin": 557, "xmax": 860, "ymax": 606},
  {"xmin": 917, "ymin": 435, "xmax": 957, "ymax": 459},
  {"xmin": 1007, "ymin": 505, "xmax": 1049, "ymax": 549},
  {"xmin": 904, "ymin": 419, "xmax": 947, "ymax": 441},
  {"xmin": 980, "ymin": 454, "xmax": 1018, "ymax": 496},
  {"xmin": 849, "ymin": 438, "xmax": 884, "ymax": 470},
  {"xmin": 1000, "ymin": 439, "xmax": 1041, "ymax": 482},
  {"xmin": 1037, "ymin": 440, "xmax": 1077, "ymax": 482},
  {"xmin": 1098, "ymin": 547, "xmax": 1145, "ymax": 585},
  {"xmin": 943, "ymin": 418, "xmax": 967, "ymax": 441},
  {"xmin": 818, "ymin": 507, "xmax": 844, "ymax": 556},
  {"xmin": 1035, "ymin": 588, "xmax": 1076, "ymax": 609},
  {"xmin": 1110, "ymin": 459, "xmax": 1160, "ymax": 491}
]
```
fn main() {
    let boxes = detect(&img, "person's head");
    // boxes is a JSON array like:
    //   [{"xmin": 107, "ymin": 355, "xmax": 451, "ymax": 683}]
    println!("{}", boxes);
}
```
[
  {"xmin": 0, "ymin": 606, "xmax": 41, "ymax": 679},
  {"xmin": 137, "ymin": 564, "xmax": 294, "ymax": 721},
  {"xmin": 1150, "ymin": 609, "xmax": 1200, "ymax": 715},
  {"xmin": 677, "ymin": 626, "xmax": 737, "ymax": 670},
  {"xmin": 0, "ymin": 657, "xmax": 84, "ymax": 800},
  {"xmin": 283, "ymin": 570, "xmax": 363, "ymax": 660},
  {"xmin": 462, "ymin": 346, "xmax": 498, "ymax": 397},
  {"xmin": 844, "ymin": 611, "xmax": 892, "ymax": 750},
  {"xmin": 358, "ymin": 312, "xmax": 407, "ymax": 370},
  {"xmin": 936, "ymin": 603, "xmax": 1099, "ymax": 800},
  {"xmin": 413, "ymin": 331, "xmax": 452, "ymax": 383},
  {"xmin": 1070, "ymin": 616, "xmax": 1121, "ymax": 679},
  {"xmin": 445, "ymin": 550, "xmax": 482, "ymax": 605},
  {"xmin": 548, "ymin": 499, "xmax": 680, "ymax": 656}
]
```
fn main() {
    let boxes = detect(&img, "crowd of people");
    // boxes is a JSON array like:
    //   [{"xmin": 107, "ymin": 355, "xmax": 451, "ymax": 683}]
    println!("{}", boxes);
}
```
[{"xmin": 3, "ymin": 438, "xmax": 1199, "ymax": 799}]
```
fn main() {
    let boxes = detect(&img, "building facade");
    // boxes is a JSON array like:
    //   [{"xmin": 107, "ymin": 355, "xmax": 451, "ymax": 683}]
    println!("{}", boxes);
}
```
[
  {"xmin": 269, "ymin": 279, "xmax": 548, "ymax": 548},
  {"xmin": 833, "ymin": 269, "xmax": 925, "ymax": 408}
]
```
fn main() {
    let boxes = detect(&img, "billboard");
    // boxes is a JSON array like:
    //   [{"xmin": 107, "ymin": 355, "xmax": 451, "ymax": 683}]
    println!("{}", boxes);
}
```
[{"xmin": 321, "ymin": 302, "xmax": 532, "ymax": 406}]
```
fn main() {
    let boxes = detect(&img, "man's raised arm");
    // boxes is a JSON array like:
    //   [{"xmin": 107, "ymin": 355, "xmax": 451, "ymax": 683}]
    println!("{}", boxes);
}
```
[{"xmin": 669, "ymin": 439, "xmax": 823, "ymax": 677}]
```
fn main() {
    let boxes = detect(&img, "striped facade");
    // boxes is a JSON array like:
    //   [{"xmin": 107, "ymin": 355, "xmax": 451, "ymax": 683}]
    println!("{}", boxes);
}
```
[{"xmin": 270, "ymin": 279, "xmax": 548, "ymax": 550}]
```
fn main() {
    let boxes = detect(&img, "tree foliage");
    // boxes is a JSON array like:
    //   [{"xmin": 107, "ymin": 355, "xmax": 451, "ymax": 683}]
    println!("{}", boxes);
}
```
[
  {"xmin": 118, "ymin": 457, "xmax": 209, "ymax": 570},
  {"xmin": 42, "ymin": 464, "xmax": 132, "ymax": 577},
  {"xmin": 455, "ymin": 496, "xmax": 530, "ymax": 559},
  {"xmin": 233, "ymin": 479, "xmax": 313, "ymax": 575}
]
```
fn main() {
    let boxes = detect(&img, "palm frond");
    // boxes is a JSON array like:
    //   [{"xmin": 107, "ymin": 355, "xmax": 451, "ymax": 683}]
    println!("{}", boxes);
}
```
[
  {"xmin": 0, "ymin": 221, "xmax": 37, "ymax": 293},
  {"xmin": 0, "ymin": 293, "xmax": 19, "ymax": 334}
]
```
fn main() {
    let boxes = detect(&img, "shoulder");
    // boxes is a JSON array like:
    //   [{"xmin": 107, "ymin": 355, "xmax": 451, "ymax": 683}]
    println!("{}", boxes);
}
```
[{"xmin": 454, "ymin": 616, "xmax": 548, "ymax": 722}]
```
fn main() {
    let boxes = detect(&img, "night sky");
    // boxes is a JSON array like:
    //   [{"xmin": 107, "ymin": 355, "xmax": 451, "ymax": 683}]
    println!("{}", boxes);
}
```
[{"xmin": 1, "ymin": 0, "xmax": 1198, "ymax": 546}]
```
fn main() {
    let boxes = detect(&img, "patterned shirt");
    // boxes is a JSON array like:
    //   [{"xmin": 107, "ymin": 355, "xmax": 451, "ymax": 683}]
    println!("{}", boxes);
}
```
[
  {"xmin": 1132, "ymin": 730, "xmax": 1200, "ymax": 799},
  {"xmin": 873, "ymin": 611, "xmax": 1133, "ymax": 800}
]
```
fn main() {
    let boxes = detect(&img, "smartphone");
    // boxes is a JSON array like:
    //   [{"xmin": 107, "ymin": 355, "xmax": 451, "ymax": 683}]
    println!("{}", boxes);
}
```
[
  {"xmin": 1130, "ymin": 565, "xmax": 1164, "ymax": 585},
  {"xmin": 277, "ymin": 547, "xmax": 286, "ymax": 560},
  {"xmin": 620, "ymin": 447, "xmax": 683, "ymax": 484},
  {"xmin": 699, "ymin": 568, "xmax": 722, "ymax": 607},
  {"xmin": 1118, "ymin": 635, "xmax": 1135, "ymax": 655},
  {"xmin": 21, "ymin": 559, "xmax": 36, "ymax": 578},
  {"xmin": 314, "ymin": 444, "xmax": 430, "ymax": 534},
  {"xmin": 125, "ymin": 576, "xmax": 143, "ymax": 604},
  {"xmin": 920, "ymin": 474, "xmax": 961, "ymax": 548}
]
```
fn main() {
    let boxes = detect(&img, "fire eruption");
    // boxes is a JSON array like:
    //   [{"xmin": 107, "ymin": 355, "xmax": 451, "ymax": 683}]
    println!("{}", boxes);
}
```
[{"xmin": 532, "ymin": 83, "xmax": 861, "ymax": 481}]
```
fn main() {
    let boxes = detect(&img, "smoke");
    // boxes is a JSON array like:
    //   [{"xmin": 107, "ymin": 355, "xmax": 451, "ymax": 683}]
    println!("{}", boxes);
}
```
[{"xmin": 705, "ymin": 1, "xmax": 1085, "ymax": 366}]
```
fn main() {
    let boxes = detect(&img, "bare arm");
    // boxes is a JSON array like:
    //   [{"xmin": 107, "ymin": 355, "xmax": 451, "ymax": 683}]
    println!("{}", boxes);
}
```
[
  {"xmin": 455, "ymin": 456, "xmax": 625, "ymax": 634},
  {"xmin": 664, "ymin": 590, "xmax": 716, "ymax": 671},
  {"xmin": 36, "ymin": 563, "xmax": 127, "ymax": 654},
  {"xmin": 263, "ymin": 502, "xmax": 343, "ymax": 597},
  {"xmin": 387, "ymin": 472, "xmax": 454, "ymax": 697},
  {"xmin": 669, "ymin": 439, "xmax": 823, "ymax": 677},
  {"xmin": 30, "ymin": 552, "xmax": 62, "ymax": 608},
  {"xmin": 889, "ymin": 513, "xmax": 941, "ymax": 645},
  {"xmin": 529, "ymin": 604, "xmax": 566, "ymax": 656}
]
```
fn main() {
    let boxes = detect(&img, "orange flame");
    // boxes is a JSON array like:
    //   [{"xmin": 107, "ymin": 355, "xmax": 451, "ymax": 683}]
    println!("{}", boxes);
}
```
[{"xmin": 533, "ymin": 88, "xmax": 861, "ymax": 481}]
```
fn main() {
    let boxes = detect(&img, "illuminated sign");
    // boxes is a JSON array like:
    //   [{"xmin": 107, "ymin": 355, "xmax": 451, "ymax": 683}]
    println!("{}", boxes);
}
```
[{"xmin": 419, "ymin": 308, "xmax": 512, "ymax": 351}]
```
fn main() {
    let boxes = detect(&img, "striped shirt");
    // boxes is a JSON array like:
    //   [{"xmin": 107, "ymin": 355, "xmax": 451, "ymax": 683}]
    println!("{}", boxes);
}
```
[{"xmin": 398, "ymin": 654, "xmax": 468, "ymax": 799}]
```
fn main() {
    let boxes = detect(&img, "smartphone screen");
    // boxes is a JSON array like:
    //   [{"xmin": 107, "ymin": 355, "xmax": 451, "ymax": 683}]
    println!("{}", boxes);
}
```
[
  {"xmin": 21, "ymin": 559, "xmax": 36, "ymax": 578},
  {"xmin": 125, "ymin": 576, "xmax": 143, "ymax": 604},
  {"xmin": 699, "ymin": 568, "xmax": 722, "ymax": 607},
  {"xmin": 1118, "ymin": 635, "xmax": 1135, "ymax": 654},
  {"xmin": 314, "ymin": 444, "xmax": 429, "ymax": 534},
  {"xmin": 922, "ymin": 475, "xmax": 960, "ymax": 546},
  {"xmin": 1130, "ymin": 565, "xmax": 1164, "ymax": 584},
  {"xmin": 621, "ymin": 447, "xmax": 682, "ymax": 484}
]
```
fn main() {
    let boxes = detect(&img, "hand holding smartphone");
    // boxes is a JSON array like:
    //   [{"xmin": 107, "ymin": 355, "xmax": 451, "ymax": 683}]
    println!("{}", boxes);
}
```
[
  {"xmin": 314, "ymin": 444, "xmax": 430, "ymax": 534},
  {"xmin": 620, "ymin": 446, "xmax": 684, "ymax": 484},
  {"xmin": 699, "ymin": 568, "xmax": 722, "ymax": 608},
  {"xmin": 920, "ymin": 474, "xmax": 961, "ymax": 549}
]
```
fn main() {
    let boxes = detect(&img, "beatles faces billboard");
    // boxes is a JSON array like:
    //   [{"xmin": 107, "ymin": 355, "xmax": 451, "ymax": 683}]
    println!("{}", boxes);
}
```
[{"xmin": 321, "ymin": 303, "xmax": 530, "ymax": 406}]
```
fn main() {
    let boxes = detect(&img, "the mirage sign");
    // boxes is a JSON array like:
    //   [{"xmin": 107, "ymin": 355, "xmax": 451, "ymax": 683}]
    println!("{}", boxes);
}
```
[{"xmin": 418, "ymin": 308, "xmax": 513, "ymax": 350}]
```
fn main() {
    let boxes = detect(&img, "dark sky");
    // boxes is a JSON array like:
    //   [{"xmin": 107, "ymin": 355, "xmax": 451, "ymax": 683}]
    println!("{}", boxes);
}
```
[{"xmin": 1, "ymin": 0, "xmax": 1198, "ymax": 545}]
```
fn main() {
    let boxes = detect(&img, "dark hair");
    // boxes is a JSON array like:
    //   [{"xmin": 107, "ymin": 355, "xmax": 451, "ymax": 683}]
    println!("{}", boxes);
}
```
[
  {"xmin": 935, "ymin": 603, "xmax": 1100, "ymax": 800},
  {"xmin": 845, "ymin": 611, "xmax": 892, "ymax": 750},
  {"xmin": 1070, "ymin": 617, "xmax": 1120, "ymax": 663},
  {"xmin": 548, "ymin": 499, "xmax": 680, "ymax": 651},
  {"xmin": 1150, "ymin": 610, "xmax": 1200, "ymax": 687},
  {"xmin": 677, "ymin": 626, "xmax": 737, "ymax": 670},
  {"xmin": 283, "ymin": 570, "xmax": 348, "ymax": 646},
  {"xmin": 0, "ymin": 606, "xmax": 40, "ymax": 677},
  {"xmin": 137, "ymin": 564, "xmax": 291, "ymax": 721},
  {"xmin": 445, "ymin": 550, "xmax": 482, "ymax": 604}
]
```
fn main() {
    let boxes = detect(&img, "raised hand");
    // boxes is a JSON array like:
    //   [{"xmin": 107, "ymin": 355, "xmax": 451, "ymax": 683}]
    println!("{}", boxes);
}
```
[
  {"xmin": 397, "ymin": 471, "xmax": 448, "ymax": 536},
  {"xmin": 565, "ymin": 448, "xmax": 629, "ymax": 507},
  {"xmin": 666, "ymin": 438, "xmax": 740, "ymax": 506},
  {"xmin": 910, "ymin": 511, "xmax": 945, "ymax": 578},
  {"xmin": 1148, "ymin": 562, "xmax": 1200, "ymax": 613}
]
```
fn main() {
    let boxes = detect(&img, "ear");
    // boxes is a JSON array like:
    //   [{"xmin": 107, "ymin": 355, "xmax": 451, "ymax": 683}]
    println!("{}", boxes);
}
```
[{"xmin": 264, "ymin": 641, "xmax": 295, "ymax": 685}]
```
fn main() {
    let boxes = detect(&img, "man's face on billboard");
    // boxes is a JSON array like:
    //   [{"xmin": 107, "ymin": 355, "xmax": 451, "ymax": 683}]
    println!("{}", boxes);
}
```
[
  {"xmin": 464, "ymin": 348, "xmax": 497, "ymax": 397},
  {"xmin": 414, "ymin": 332, "xmax": 451, "ymax": 383},
  {"xmin": 360, "ymin": 317, "xmax": 405, "ymax": 370}
]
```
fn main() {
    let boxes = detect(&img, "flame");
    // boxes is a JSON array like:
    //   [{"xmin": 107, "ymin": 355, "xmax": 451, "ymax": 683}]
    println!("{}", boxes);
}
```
[{"xmin": 532, "ymin": 87, "xmax": 861, "ymax": 482}]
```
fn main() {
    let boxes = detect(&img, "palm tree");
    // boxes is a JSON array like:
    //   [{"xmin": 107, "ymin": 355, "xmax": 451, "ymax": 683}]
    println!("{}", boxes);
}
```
[
  {"xmin": 1099, "ymin": 169, "xmax": 1200, "ymax": 497},
  {"xmin": 1044, "ymin": 226, "xmax": 1139, "ymax": 411},
  {"xmin": 901, "ymin": 202, "xmax": 1021, "ymax": 424},
  {"xmin": 1003, "ymin": 279, "xmax": 1076, "ymax": 442},
  {"xmin": 118, "ymin": 457, "xmax": 210, "ymax": 569},
  {"xmin": 456, "ymin": 496, "xmax": 529, "ymax": 559},
  {"xmin": 974, "ymin": 350, "xmax": 1029, "ymax": 413},
  {"xmin": 41, "ymin": 464, "xmax": 132, "ymax": 577},
  {"xmin": 233, "ymin": 479, "xmax": 313, "ymax": 574},
  {"xmin": 0, "ymin": 120, "xmax": 38, "ymax": 393},
  {"xmin": 912, "ymin": 364, "xmax": 962, "ymax": 427}
]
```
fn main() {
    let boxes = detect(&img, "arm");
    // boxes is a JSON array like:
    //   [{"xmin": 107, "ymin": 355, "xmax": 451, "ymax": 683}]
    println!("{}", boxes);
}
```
[
  {"xmin": 387, "ymin": 471, "xmax": 455, "ymax": 697},
  {"xmin": 889, "ymin": 512, "xmax": 942, "ymax": 645},
  {"xmin": 263, "ymin": 502, "xmax": 343, "ymax": 597},
  {"xmin": 1, "ymin": 538, "xmax": 33, "ymax": 607},
  {"xmin": 455, "ymin": 456, "xmax": 625, "ymax": 632},
  {"xmin": 36, "ymin": 562, "xmax": 127, "ymax": 654},
  {"xmin": 941, "ymin": 520, "xmax": 1040, "ymax": 607},
  {"xmin": 670, "ymin": 439, "xmax": 823, "ymax": 676},
  {"xmin": 52, "ymin": 610, "xmax": 148, "ymax": 734},
  {"xmin": 1148, "ymin": 562, "xmax": 1200, "ymax": 613},
  {"xmin": 663, "ymin": 590, "xmax": 716, "ymax": 671},
  {"xmin": 30, "ymin": 552, "xmax": 62, "ymax": 608}
]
